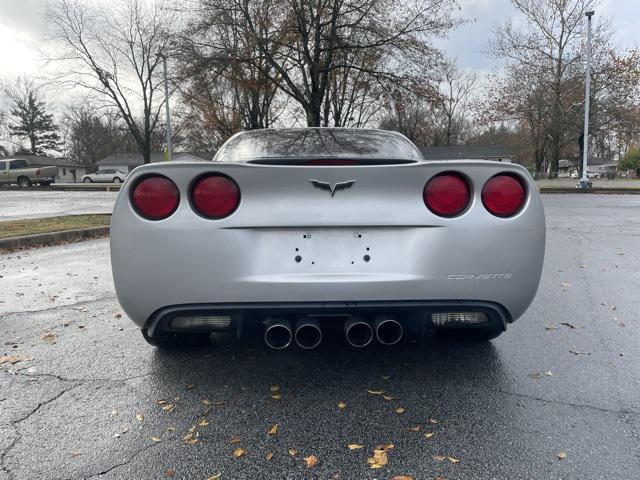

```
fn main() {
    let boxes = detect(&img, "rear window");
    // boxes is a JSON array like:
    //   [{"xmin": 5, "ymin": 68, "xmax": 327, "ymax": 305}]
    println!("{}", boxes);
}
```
[{"xmin": 213, "ymin": 128, "xmax": 423, "ymax": 163}]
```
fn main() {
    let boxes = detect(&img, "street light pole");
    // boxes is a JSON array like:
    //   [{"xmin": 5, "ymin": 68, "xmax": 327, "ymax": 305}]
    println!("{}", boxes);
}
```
[
  {"xmin": 579, "ymin": 10, "xmax": 594, "ymax": 188},
  {"xmin": 157, "ymin": 52, "xmax": 173, "ymax": 162}
]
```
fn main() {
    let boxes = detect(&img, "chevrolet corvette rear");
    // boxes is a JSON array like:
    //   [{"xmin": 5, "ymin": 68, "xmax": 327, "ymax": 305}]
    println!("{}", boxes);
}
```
[{"xmin": 110, "ymin": 128, "xmax": 545, "ymax": 348}]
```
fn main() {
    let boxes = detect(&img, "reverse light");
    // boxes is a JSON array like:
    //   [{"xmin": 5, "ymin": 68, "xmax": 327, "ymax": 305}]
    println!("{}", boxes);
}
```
[
  {"xmin": 482, "ymin": 174, "xmax": 526, "ymax": 217},
  {"xmin": 171, "ymin": 315, "xmax": 232, "ymax": 330},
  {"xmin": 131, "ymin": 175, "xmax": 179, "ymax": 220},
  {"xmin": 191, "ymin": 174, "xmax": 240, "ymax": 219},
  {"xmin": 423, "ymin": 173, "xmax": 470, "ymax": 217},
  {"xmin": 431, "ymin": 312, "xmax": 488, "ymax": 327}
]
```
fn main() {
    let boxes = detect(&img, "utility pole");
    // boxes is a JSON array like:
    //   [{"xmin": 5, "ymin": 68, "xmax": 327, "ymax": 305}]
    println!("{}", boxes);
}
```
[
  {"xmin": 157, "ymin": 52, "xmax": 173, "ymax": 162},
  {"xmin": 579, "ymin": 10, "xmax": 594, "ymax": 189}
]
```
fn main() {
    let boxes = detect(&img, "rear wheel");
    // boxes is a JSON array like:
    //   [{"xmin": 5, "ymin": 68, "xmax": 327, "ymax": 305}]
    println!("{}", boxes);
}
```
[
  {"xmin": 141, "ymin": 329, "xmax": 209, "ymax": 349},
  {"xmin": 17, "ymin": 176, "xmax": 32, "ymax": 188},
  {"xmin": 83, "ymin": 178, "xmax": 92, "ymax": 183},
  {"xmin": 113, "ymin": 177, "xmax": 122, "ymax": 183}
]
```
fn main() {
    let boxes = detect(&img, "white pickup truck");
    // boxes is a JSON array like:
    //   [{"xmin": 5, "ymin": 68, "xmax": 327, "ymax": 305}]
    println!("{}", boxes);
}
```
[{"xmin": 0, "ymin": 158, "xmax": 58, "ymax": 187}]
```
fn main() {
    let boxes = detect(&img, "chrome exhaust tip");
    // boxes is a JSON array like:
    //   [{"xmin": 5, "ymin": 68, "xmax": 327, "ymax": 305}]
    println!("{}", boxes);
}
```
[
  {"xmin": 374, "ymin": 316, "xmax": 403, "ymax": 346},
  {"xmin": 344, "ymin": 317, "xmax": 373, "ymax": 348},
  {"xmin": 264, "ymin": 319, "xmax": 292, "ymax": 350},
  {"xmin": 294, "ymin": 318, "xmax": 322, "ymax": 350}
]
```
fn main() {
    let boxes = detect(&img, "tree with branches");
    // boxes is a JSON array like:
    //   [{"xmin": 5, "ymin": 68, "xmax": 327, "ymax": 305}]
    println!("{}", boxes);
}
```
[{"xmin": 46, "ymin": 0, "xmax": 176, "ymax": 163}]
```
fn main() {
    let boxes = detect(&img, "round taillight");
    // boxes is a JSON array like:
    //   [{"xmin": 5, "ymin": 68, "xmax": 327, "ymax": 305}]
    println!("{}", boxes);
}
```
[
  {"xmin": 191, "ymin": 174, "xmax": 240, "ymax": 219},
  {"xmin": 423, "ymin": 173, "xmax": 470, "ymax": 217},
  {"xmin": 131, "ymin": 176, "xmax": 179, "ymax": 220},
  {"xmin": 482, "ymin": 174, "xmax": 526, "ymax": 217}
]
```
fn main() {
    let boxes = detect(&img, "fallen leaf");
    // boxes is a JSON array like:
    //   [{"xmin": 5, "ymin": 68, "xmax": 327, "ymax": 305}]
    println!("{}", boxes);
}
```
[
  {"xmin": 164, "ymin": 470, "xmax": 175, "ymax": 478},
  {"xmin": 406, "ymin": 425, "xmax": 421, "ymax": 432},
  {"xmin": 41, "ymin": 332, "xmax": 58, "ymax": 344},
  {"xmin": 198, "ymin": 419, "xmax": 209, "ymax": 427},
  {"xmin": 557, "ymin": 451, "xmax": 567, "ymax": 460},
  {"xmin": 304, "ymin": 455, "xmax": 318, "ymax": 467},
  {"xmin": 428, "ymin": 418, "xmax": 439, "ymax": 424},
  {"xmin": 560, "ymin": 322, "xmax": 578, "ymax": 329},
  {"xmin": 424, "ymin": 432, "xmax": 434, "ymax": 439},
  {"xmin": 150, "ymin": 436, "xmax": 162, "ymax": 443},
  {"xmin": 186, "ymin": 384, "xmax": 197, "ymax": 390},
  {"xmin": 271, "ymin": 394, "xmax": 282, "ymax": 400},
  {"xmin": 289, "ymin": 449, "xmax": 297, "ymax": 456},
  {"xmin": 545, "ymin": 325, "xmax": 558, "ymax": 330},
  {"xmin": 202, "ymin": 399, "xmax": 211, "ymax": 405},
  {"xmin": 432, "ymin": 455, "xmax": 447, "ymax": 462},
  {"xmin": 115, "ymin": 313, "xmax": 123, "ymax": 318},
  {"xmin": 0, "ymin": 354, "xmax": 33, "ymax": 364},
  {"xmin": 270, "ymin": 385, "xmax": 280, "ymax": 392},
  {"xmin": 265, "ymin": 452, "xmax": 274, "ymax": 461},
  {"xmin": 136, "ymin": 413, "xmax": 144, "ymax": 422},
  {"xmin": 392, "ymin": 476, "xmax": 413, "ymax": 480},
  {"xmin": 368, "ymin": 448, "xmax": 389, "ymax": 468},
  {"xmin": 348, "ymin": 444, "xmax": 364, "ymax": 450},
  {"xmin": 206, "ymin": 474, "xmax": 221, "ymax": 480},
  {"xmin": 111, "ymin": 409, "xmax": 119, "ymax": 416},
  {"xmin": 70, "ymin": 450, "xmax": 82, "ymax": 457},
  {"xmin": 569, "ymin": 350, "xmax": 589, "ymax": 355},
  {"xmin": 233, "ymin": 448, "xmax": 246, "ymax": 458},
  {"xmin": 156, "ymin": 400, "xmax": 168, "ymax": 405},
  {"xmin": 395, "ymin": 407, "xmax": 405, "ymax": 414},
  {"xmin": 268, "ymin": 424, "xmax": 278, "ymax": 436},
  {"xmin": 381, "ymin": 375, "xmax": 391, "ymax": 380},
  {"xmin": 229, "ymin": 437, "xmax": 241, "ymax": 444},
  {"xmin": 448, "ymin": 456, "xmax": 460, "ymax": 464},
  {"xmin": 183, "ymin": 433, "xmax": 198, "ymax": 445},
  {"xmin": 188, "ymin": 425, "xmax": 197, "ymax": 434},
  {"xmin": 367, "ymin": 389, "xmax": 384, "ymax": 395},
  {"xmin": 162, "ymin": 404, "xmax": 176, "ymax": 414},
  {"xmin": 337, "ymin": 401, "xmax": 347, "ymax": 409},
  {"xmin": 560, "ymin": 282, "xmax": 573, "ymax": 288},
  {"xmin": 527, "ymin": 372, "xmax": 543, "ymax": 379},
  {"xmin": 382, "ymin": 395, "xmax": 396, "ymax": 401},
  {"xmin": 544, "ymin": 371, "xmax": 553, "ymax": 376}
]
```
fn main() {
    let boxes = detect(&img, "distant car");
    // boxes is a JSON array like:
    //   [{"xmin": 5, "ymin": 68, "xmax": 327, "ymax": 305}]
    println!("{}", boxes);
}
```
[
  {"xmin": 570, "ymin": 170, "xmax": 599, "ymax": 179},
  {"xmin": 0, "ymin": 158, "xmax": 58, "ymax": 187},
  {"xmin": 82, "ymin": 169, "xmax": 128, "ymax": 183},
  {"xmin": 110, "ymin": 128, "xmax": 546, "ymax": 349}
]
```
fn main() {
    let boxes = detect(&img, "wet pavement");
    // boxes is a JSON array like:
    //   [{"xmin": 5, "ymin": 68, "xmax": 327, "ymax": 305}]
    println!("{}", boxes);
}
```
[
  {"xmin": 0, "ymin": 190, "xmax": 118, "ymax": 221},
  {"xmin": 1, "ymin": 194, "xmax": 639, "ymax": 479}
]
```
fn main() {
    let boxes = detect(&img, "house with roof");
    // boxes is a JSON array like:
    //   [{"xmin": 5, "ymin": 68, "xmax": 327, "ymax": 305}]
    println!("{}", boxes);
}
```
[
  {"xmin": 96, "ymin": 152, "xmax": 214, "ymax": 172},
  {"xmin": 419, "ymin": 144, "xmax": 512, "ymax": 162}
]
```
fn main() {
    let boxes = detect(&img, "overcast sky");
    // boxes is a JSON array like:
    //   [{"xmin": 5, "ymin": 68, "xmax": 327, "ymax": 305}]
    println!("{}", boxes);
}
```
[{"xmin": 0, "ymin": 0, "xmax": 639, "ymax": 82}]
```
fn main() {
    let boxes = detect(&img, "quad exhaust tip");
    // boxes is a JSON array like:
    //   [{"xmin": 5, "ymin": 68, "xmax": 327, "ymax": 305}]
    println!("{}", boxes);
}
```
[
  {"xmin": 294, "ymin": 318, "xmax": 322, "ymax": 350},
  {"xmin": 264, "ymin": 319, "xmax": 293, "ymax": 350},
  {"xmin": 344, "ymin": 316, "xmax": 374, "ymax": 348},
  {"xmin": 374, "ymin": 316, "xmax": 403, "ymax": 346}
]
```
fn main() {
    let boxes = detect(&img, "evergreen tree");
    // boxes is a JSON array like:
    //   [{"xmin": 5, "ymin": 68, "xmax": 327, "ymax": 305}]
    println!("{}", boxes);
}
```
[{"xmin": 9, "ymin": 90, "xmax": 61, "ymax": 155}]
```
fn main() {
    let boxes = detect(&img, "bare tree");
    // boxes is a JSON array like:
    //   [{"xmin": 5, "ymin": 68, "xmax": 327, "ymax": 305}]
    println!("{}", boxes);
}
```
[
  {"xmin": 193, "ymin": 0, "xmax": 458, "ymax": 127},
  {"xmin": 490, "ymin": 0, "xmax": 598, "ymax": 176},
  {"xmin": 431, "ymin": 60, "xmax": 477, "ymax": 145},
  {"xmin": 46, "ymin": 0, "xmax": 177, "ymax": 163}
]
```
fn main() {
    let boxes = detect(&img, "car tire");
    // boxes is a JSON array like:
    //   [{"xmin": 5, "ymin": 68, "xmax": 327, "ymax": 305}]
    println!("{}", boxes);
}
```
[
  {"xmin": 83, "ymin": 178, "xmax": 92, "ymax": 183},
  {"xmin": 141, "ymin": 329, "xmax": 209, "ymax": 349},
  {"xmin": 39, "ymin": 181, "xmax": 51, "ymax": 187},
  {"xmin": 435, "ymin": 327, "xmax": 504, "ymax": 343},
  {"xmin": 113, "ymin": 177, "xmax": 122, "ymax": 183},
  {"xmin": 17, "ymin": 177, "xmax": 32, "ymax": 188}
]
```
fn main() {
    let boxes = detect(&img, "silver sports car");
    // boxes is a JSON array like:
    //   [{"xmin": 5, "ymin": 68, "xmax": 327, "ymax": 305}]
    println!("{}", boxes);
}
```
[{"xmin": 110, "ymin": 128, "xmax": 545, "ymax": 349}]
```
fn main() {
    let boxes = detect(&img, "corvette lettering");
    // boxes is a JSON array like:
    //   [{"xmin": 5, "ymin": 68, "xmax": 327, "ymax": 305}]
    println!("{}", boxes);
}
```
[
  {"xmin": 309, "ymin": 179, "xmax": 356, "ymax": 197},
  {"xmin": 446, "ymin": 273, "xmax": 513, "ymax": 280}
]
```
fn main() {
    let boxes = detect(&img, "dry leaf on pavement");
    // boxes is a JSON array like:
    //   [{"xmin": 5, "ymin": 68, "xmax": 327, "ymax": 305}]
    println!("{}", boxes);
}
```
[
  {"xmin": 266, "ymin": 452, "xmax": 274, "ymax": 461},
  {"xmin": 304, "ymin": 455, "xmax": 318, "ymax": 467},
  {"xmin": 288, "ymin": 449, "xmax": 297, "ymax": 456},
  {"xmin": 448, "ymin": 457, "xmax": 460, "ymax": 464},
  {"xmin": 557, "ymin": 451, "xmax": 567, "ymax": 460},
  {"xmin": 268, "ymin": 424, "xmax": 278, "ymax": 436},
  {"xmin": 233, "ymin": 448, "xmax": 246, "ymax": 458},
  {"xmin": 367, "ymin": 389, "xmax": 384, "ymax": 395},
  {"xmin": 42, "ymin": 332, "xmax": 58, "ymax": 344},
  {"xmin": 392, "ymin": 476, "xmax": 413, "ymax": 480},
  {"xmin": 0, "ymin": 354, "xmax": 33, "ymax": 364},
  {"xmin": 406, "ymin": 425, "xmax": 420, "ymax": 432},
  {"xmin": 150, "ymin": 436, "xmax": 162, "ymax": 443},
  {"xmin": 337, "ymin": 402, "xmax": 347, "ymax": 409},
  {"xmin": 348, "ymin": 444, "xmax": 364, "ymax": 450},
  {"xmin": 206, "ymin": 474, "xmax": 221, "ymax": 480},
  {"xmin": 164, "ymin": 468, "xmax": 174, "ymax": 477},
  {"xmin": 136, "ymin": 413, "xmax": 144, "ymax": 422},
  {"xmin": 270, "ymin": 385, "xmax": 280, "ymax": 392},
  {"xmin": 198, "ymin": 419, "xmax": 209, "ymax": 427},
  {"xmin": 424, "ymin": 432, "xmax": 434, "ymax": 439},
  {"xmin": 432, "ymin": 455, "xmax": 447, "ymax": 462}
]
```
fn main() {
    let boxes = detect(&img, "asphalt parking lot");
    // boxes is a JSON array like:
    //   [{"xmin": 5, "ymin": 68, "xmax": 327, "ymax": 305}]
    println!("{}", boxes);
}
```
[
  {"xmin": 1, "ymin": 194, "xmax": 639, "ymax": 479},
  {"xmin": 0, "ymin": 190, "xmax": 118, "ymax": 221}
]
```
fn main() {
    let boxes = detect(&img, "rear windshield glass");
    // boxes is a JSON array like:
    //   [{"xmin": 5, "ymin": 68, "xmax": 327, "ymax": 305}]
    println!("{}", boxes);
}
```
[{"xmin": 213, "ymin": 128, "xmax": 423, "ymax": 163}]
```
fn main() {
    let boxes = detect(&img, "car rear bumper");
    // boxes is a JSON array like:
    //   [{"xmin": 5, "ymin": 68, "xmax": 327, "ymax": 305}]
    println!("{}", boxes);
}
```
[{"xmin": 143, "ymin": 299, "xmax": 510, "ymax": 338}]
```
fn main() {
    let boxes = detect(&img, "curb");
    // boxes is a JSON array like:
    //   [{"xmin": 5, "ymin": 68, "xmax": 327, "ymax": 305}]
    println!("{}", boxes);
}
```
[
  {"xmin": 538, "ymin": 187, "xmax": 640, "ymax": 194},
  {"xmin": 0, "ymin": 226, "xmax": 110, "ymax": 252}
]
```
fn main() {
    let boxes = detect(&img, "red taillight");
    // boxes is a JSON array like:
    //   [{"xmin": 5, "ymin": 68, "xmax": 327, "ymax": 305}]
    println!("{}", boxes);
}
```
[
  {"xmin": 423, "ymin": 173, "xmax": 470, "ymax": 217},
  {"xmin": 191, "ymin": 174, "xmax": 240, "ymax": 219},
  {"xmin": 131, "ymin": 175, "xmax": 179, "ymax": 220},
  {"xmin": 482, "ymin": 174, "xmax": 526, "ymax": 217}
]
